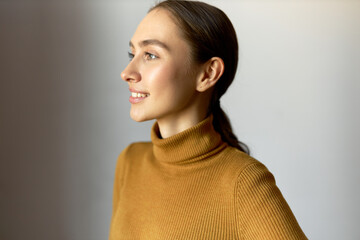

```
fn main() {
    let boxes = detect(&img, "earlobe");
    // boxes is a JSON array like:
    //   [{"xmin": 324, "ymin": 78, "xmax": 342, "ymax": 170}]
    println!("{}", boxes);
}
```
[{"xmin": 196, "ymin": 57, "xmax": 224, "ymax": 92}]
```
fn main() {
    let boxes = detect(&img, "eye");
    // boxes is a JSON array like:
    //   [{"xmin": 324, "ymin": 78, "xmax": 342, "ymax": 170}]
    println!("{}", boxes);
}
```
[
  {"xmin": 145, "ymin": 52, "xmax": 158, "ymax": 60},
  {"xmin": 128, "ymin": 52, "xmax": 134, "ymax": 61}
]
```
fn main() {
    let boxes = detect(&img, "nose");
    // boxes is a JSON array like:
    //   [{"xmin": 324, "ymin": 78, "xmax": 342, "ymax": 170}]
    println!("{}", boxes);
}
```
[{"xmin": 121, "ymin": 61, "xmax": 141, "ymax": 83}]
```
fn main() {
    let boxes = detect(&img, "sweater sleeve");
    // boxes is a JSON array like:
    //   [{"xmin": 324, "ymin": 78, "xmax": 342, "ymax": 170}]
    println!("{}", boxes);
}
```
[
  {"xmin": 235, "ymin": 162, "xmax": 307, "ymax": 240},
  {"xmin": 111, "ymin": 144, "xmax": 132, "ymax": 220}
]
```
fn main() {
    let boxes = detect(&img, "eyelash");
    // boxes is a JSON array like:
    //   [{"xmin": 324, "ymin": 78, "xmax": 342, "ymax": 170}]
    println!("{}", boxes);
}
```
[
  {"xmin": 127, "ymin": 52, "xmax": 158, "ymax": 61},
  {"xmin": 128, "ymin": 52, "xmax": 134, "ymax": 61},
  {"xmin": 145, "ymin": 52, "xmax": 158, "ymax": 60}
]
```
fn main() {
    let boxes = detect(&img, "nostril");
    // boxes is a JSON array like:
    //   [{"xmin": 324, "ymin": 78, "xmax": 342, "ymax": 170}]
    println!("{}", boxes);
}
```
[
  {"xmin": 121, "ymin": 71, "xmax": 141, "ymax": 83},
  {"xmin": 121, "ymin": 60, "xmax": 141, "ymax": 82},
  {"xmin": 121, "ymin": 71, "xmax": 132, "ymax": 82}
]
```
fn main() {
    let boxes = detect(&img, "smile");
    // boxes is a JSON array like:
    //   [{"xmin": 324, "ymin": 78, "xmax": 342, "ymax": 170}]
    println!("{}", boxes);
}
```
[
  {"xmin": 129, "ymin": 90, "xmax": 150, "ymax": 104},
  {"xmin": 131, "ymin": 92, "xmax": 149, "ymax": 98}
]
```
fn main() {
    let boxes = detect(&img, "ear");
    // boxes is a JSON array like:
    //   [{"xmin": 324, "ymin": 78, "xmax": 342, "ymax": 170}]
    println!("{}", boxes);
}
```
[{"xmin": 196, "ymin": 57, "xmax": 224, "ymax": 92}]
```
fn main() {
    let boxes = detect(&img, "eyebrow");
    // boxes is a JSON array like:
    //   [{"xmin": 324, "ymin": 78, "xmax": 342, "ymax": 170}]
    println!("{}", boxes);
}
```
[{"xmin": 129, "ymin": 39, "xmax": 170, "ymax": 51}]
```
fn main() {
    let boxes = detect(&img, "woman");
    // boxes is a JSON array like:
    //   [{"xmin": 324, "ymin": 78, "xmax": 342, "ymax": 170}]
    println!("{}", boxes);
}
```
[{"xmin": 110, "ymin": 0, "xmax": 307, "ymax": 239}]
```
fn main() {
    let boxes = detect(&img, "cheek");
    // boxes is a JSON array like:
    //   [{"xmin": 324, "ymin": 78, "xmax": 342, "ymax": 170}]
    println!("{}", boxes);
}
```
[
  {"xmin": 147, "ymin": 66, "xmax": 173, "ymax": 90},
  {"xmin": 143, "ymin": 60, "xmax": 197, "ymax": 103},
  {"xmin": 145, "ymin": 64, "xmax": 181, "ymax": 97}
]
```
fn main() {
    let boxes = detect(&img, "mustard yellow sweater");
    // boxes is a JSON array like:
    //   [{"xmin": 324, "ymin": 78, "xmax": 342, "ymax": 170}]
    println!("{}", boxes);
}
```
[{"xmin": 109, "ymin": 116, "xmax": 307, "ymax": 239}]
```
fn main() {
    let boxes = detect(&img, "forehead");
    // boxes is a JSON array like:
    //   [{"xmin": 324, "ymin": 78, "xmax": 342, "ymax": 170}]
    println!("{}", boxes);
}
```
[{"xmin": 131, "ymin": 8, "xmax": 185, "ymax": 48}]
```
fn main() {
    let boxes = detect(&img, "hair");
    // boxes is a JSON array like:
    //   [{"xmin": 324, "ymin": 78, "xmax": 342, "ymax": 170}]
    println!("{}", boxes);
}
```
[{"xmin": 149, "ymin": 0, "xmax": 249, "ymax": 154}]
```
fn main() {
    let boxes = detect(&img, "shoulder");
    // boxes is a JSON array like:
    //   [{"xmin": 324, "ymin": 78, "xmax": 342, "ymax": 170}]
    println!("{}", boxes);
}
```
[
  {"xmin": 222, "ymin": 146, "xmax": 275, "ymax": 194},
  {"xmin": 218, "ymin": 145, "xmax": 266, "ymax": 180},
  {"xmin": 217, "ymin": 146, "xmax": 280, "ymax": 201},
  {"xmin": 235, "ymin": 160, "xmax": 276, "ymax": 197},
  {"xmin": 119, "ymin": 141, "xmax": 153, "ymax": 158},
  {"xmin": 115, "ymin": 142, "xmax": 153, "ymax": 173}
]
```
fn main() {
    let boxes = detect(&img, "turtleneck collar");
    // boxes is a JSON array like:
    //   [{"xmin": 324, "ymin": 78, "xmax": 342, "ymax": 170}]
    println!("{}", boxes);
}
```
[{"xmin": 151, "ymin": 115, "xmax": 226, "ymax": 164}]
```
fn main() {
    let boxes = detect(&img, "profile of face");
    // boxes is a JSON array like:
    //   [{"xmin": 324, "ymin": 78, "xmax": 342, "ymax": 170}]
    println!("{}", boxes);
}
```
[{"xmin": 121, "ymin": 8, "xmax": 202, "ymax": 123}]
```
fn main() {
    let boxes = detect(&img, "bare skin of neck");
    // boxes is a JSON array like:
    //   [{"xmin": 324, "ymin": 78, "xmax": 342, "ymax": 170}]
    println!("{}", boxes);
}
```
[{"xmin": 157, "ymin": 95, "xmax": 210, "ymax": 139}]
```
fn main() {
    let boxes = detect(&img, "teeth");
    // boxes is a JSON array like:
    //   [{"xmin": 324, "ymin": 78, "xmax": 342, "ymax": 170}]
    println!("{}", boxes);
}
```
[{"xmin": 131, "ymin": 92, "xmax": 148, "ymax": 98}]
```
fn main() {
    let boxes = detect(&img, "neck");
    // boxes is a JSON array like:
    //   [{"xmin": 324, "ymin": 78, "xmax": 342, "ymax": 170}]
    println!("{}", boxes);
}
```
[
  {"xmin": 151, "ymin": 114, "xmax": 226, "ymax": 164},
  {"xmin": 157, "ymin": 112, "xmax": 207, "ymax": 139},
  {"xmin": 156, "ymin": 91, "xmax": 212, "ymax": 138}
]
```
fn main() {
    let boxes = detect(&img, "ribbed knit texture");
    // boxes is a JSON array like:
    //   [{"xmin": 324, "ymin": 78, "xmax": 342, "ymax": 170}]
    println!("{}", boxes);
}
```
[{"xmin": 109, "ymin": 116, "xmax": 307, "ymax": 239}]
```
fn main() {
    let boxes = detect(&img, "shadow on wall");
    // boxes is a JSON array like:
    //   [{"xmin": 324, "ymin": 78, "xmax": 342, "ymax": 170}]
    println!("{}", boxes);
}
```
[
  {"xmin": 0, "ymin": 2, "xmax": 87, "ymax": 239},
  {"xmin": 1, "ymin": 1, "xmax": 151, "ymax": 239}
]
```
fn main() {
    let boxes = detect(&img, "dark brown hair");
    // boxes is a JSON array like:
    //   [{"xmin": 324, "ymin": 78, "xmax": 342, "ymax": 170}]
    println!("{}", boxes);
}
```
[{"xmin": 150, "ymin": 0, "xmax": 249, "ymax": 154}]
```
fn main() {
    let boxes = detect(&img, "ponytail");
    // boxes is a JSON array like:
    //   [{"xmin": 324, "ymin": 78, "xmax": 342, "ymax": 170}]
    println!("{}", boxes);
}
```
[{"xmin": 211, "ymin": 100, "xmax": 249, "ymax": 154}]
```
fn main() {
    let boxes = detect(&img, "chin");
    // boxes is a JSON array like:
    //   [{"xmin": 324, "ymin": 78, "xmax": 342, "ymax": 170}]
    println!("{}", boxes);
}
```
[
  {"xmin": 131, "ymin": 116, "xmax": 147, "ymax": 122},
  {"xmin": 130, "ymin": 111, "xmax": 151, "ymax": 122}
]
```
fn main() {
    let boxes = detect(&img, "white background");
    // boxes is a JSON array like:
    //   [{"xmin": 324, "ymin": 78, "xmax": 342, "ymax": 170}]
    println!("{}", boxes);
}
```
[{"xmin": 1, "ymin": 0, "xmax": 359, "ymax": 239}]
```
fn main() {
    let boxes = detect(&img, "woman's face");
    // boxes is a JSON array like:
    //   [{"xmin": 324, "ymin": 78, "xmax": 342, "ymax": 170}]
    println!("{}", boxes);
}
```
[{"xmin": 121, "ymin": 8, "xmax": 201, "ymax": 123}]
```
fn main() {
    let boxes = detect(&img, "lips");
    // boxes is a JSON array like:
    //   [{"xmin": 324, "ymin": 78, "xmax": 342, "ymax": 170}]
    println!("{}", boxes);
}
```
[{"xmin": 129, "ymin": 88, "xmax": 149, "ymax": 104}]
